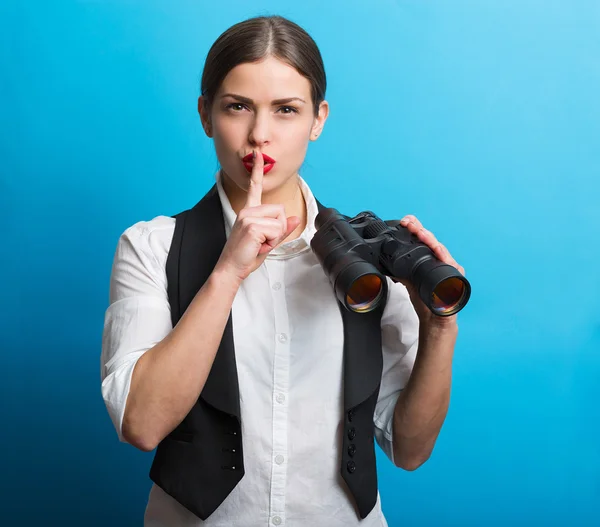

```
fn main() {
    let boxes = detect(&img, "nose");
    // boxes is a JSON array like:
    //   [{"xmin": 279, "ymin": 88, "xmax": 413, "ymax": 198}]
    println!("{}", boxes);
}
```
[{"xmin": 248, "ymin": 111, "xmax": 271, "ymax": 147}]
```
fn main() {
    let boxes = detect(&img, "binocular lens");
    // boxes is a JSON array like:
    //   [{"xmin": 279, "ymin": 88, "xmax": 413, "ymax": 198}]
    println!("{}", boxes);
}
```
[
  {"xmin": 346, "ymin": 274, "xmax": 384, "ymax": 313},
  {"xmin": 431, "ymin": 277, "xmax": 468, "ymax": 315}
]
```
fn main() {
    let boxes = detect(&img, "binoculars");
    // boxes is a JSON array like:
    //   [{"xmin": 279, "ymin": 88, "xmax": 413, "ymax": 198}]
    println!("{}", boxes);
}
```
[{"xmin": 311, "ymin": 208, "xmax": 471, "ymax": 317}]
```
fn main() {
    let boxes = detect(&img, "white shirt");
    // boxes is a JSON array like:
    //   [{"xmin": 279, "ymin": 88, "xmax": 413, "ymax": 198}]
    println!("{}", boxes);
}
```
[{"xmin": 101, "ymin": 172, "xmax": 420, "ymax": 527}]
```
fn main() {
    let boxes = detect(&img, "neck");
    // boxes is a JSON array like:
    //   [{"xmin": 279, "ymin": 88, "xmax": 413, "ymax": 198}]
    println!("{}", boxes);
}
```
[{"xmin": 221, "ymin": 171, "xmax": 308, "ymax": 241}]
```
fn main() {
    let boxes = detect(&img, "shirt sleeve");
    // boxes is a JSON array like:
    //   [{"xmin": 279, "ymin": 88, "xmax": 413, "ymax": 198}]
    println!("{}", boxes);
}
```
[
  {"xmin": 100, "ymin": 217, "xmax": 175, "ymax": 443},
  {"xmin": 373, "ymin": 278, "xmax": 420, "ymax": 465}
]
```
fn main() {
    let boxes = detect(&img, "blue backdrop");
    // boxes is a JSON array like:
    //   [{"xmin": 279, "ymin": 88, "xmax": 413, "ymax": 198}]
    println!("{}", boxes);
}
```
[{"xmin": 2, "ymin": 1, "xmax": 599, "ymax": 525}]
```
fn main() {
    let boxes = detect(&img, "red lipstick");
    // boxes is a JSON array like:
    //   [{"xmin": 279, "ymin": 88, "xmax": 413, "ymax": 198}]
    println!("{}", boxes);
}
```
[{"xmin": 242, "ymin": 152, "xmax": 276, "ymax": 174}]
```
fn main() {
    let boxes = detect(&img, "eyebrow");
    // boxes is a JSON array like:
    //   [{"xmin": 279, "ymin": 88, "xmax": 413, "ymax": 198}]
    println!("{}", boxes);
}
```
[{"xmin": 220, "ymin": 93, "xmax": 306, "ymax": 105}]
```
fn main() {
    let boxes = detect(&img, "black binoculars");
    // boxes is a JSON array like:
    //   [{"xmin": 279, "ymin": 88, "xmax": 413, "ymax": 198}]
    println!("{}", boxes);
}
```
[{"xmin": 311, "ymin": 208, "xmax": 471, "ymax": 317}]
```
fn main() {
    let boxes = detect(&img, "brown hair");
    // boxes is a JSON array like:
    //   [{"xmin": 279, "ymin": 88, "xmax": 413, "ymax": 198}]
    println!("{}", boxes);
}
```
[{"xmin": 200, "ymin": 15, "xmax": 327, "ymax": 117}]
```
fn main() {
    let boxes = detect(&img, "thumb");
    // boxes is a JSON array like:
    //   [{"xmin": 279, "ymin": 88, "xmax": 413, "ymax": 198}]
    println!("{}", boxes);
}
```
[{"xmin": 285, "ymin": 215, "xmax": 301, "ymax": 237}]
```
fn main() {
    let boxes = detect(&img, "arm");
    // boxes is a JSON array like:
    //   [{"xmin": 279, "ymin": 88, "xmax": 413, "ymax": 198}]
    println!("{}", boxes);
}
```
[
  {"xmin": 102, "ymin": 152, "xmax": 299, "ymax": 452},
  {"xmin": 121, "ymin": 268, "xmax": 241, "ymax": 452},
  {"xmin": 385, "ymin": 213, "xmax": 465, "ymax": 470},
  {"xmin": 391, "ymin": 322, "xmax": 456, "ymax": 470}
]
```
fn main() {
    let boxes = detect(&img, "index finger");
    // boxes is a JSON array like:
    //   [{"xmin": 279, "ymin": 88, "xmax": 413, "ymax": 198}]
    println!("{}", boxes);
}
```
[{"xmin": 245, "ymin": 151, "xmax": 264, "ymax": 208}]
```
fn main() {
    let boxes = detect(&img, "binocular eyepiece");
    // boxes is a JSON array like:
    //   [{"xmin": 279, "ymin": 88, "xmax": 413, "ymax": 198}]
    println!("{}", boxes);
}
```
[{"xmin": 310, "ymin": 208, "xmax": 471, "ymax": 317}]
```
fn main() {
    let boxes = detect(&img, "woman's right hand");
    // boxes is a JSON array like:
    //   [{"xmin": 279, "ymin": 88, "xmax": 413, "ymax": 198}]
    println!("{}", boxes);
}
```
[{"xmin": 214, "ymin": 151, "xmax": 301, "ymax": 284}]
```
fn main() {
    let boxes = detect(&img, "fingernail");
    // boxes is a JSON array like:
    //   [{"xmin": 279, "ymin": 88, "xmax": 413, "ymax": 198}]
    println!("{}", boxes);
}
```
[{"xmin": 400, "ymin": 218, "xmax": 408, "ymax": 225}]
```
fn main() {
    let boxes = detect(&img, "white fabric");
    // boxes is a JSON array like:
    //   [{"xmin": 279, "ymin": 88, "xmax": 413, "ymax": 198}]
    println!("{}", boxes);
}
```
[{"xmin": 101, "ymin": 171, "xmax": 420, "ymax": 527}]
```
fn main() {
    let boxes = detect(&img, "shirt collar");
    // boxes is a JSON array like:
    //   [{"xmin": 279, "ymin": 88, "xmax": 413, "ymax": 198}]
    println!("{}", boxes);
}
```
[{"xmin": 214, "ymin": 170, "xmax": 319, "ymax": 260}]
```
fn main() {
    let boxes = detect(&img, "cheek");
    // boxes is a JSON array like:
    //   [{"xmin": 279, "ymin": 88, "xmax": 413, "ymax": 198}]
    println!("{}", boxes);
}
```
[
  {"xmin": 212, "ymin": 118, "xmax": 242, "ymax": 149},
  {"xmin": 278, "ymin": 124, "xmax": 311, "ymax": 159},
  {"xmin": 212, "ymin": 122, "xmax": 246, "ymax": 171}
]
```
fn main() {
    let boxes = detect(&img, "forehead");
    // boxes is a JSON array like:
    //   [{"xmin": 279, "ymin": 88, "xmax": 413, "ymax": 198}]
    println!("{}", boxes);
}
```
[{"xmin": 217, "ymin": 56, "xmax": 311, "ymax": 100}]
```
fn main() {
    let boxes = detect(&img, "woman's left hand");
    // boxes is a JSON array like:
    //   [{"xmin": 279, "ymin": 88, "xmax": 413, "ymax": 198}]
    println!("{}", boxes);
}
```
[{"xmin": 393, "ymin": 214, "xmax": 466, "ymax": 331}]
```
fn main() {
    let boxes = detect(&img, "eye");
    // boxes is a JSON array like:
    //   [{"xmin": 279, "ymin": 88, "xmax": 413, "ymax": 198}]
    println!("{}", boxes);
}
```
[
  {"xmin": 226, "ymin": 103, "xmax": 247, "ymax": 112},
  {"xmin": 278, "ymin": 106, "xmax": 299, "ymax": 115}
]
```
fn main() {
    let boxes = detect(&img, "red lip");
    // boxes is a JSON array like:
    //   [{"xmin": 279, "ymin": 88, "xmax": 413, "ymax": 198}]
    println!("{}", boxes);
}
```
[
  {"xmin": 243, "ymin": 161, "xmax": 275, "ymax": 175},
  {"xmin": 242, "ymin": 152, "xmax": 276, "ymax": 164}
]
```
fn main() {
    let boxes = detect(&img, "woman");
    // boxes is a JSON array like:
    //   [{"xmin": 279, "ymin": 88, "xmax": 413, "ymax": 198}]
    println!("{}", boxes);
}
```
[{"xmin": 101, "ymin": 14, "xmax": 464, "ymax": 527}]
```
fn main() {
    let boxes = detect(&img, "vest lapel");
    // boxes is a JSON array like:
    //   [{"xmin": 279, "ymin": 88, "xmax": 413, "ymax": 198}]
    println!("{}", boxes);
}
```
[
  {"xmin": 170, "ymin": 184, "xmax": 241, "ymax": 418},
  {"xmin": 313, "ymin": 200, "xmax": 384, "ymax": 519},
  {"xmin": 313, "ymin": 200, "xmax": 384, "ymax": 410}
]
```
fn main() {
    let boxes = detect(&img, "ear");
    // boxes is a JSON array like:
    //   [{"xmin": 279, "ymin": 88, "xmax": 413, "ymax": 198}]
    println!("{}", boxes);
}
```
[
  {"xmin": 310, "ymin": 100, "xmax": 329, "ymax": 141},
  {"xmin": 198, "ymin": 96, "xmax": 213, "ymax": 138}
]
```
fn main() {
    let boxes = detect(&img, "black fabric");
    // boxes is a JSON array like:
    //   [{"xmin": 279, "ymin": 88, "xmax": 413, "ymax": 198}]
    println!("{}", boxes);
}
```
[{"xmin": 149, "ymin": 184, "xmax": 386, "ymax": 520}]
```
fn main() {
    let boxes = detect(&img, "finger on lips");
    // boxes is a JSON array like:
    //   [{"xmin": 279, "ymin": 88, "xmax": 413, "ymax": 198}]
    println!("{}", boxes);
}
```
[
  {"xmin": 246, "ymin": 150, "xmax": 264, "ymax": 208},
  {"xmin": 241, "ymin": 151, "xmax": 291, "ymax": 248}
]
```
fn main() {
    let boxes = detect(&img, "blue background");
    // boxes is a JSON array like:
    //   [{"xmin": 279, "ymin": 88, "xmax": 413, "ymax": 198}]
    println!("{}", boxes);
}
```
[{"xmin": 2, "ymin": 1, "xmax": 599, "ymax": 525}]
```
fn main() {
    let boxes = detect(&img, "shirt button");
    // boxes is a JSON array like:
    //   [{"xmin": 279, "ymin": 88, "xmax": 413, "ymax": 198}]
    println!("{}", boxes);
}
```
[
  {"xmin": 275, "ymin": 454, "xmax": 285, "ymax": 465},
  {"xmin": 278, "ymin": 333, "xmax": 288, "ymax": 343},
  {"xmin": 272, "ymin": 516, "xmax": 282, "ymax": 526},
  {"xmin": 272, "ymin": 282, "xmax": 282, "ymax": 291},
  {"xmin": 276, "ymin": 393, "xmax": 285, "ymax": 404}
]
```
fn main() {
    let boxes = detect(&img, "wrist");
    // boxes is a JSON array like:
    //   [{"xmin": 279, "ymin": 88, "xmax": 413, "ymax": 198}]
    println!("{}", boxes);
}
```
[
  {"xmin": 209, "ymin": 266, "xmax": 243, "ymax": 294},
  {"xmin": 419, "ymin": 316, "xmax": 459, "ymax": 339}
]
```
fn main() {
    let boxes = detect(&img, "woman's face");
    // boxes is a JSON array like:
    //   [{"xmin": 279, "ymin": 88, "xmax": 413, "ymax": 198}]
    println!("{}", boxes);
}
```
[{"xmin": 199, "ymin": 56, "xmax": 328, "ymax": 196}]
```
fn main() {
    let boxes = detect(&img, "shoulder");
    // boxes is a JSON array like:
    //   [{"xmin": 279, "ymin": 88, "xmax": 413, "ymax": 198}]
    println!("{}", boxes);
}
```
[
  {"xmin": 115, "ymin": 215, "xmax": 176, "ymax": 268},
  {"xmin": 108, "ymin": 215, "xmax": 177, "ymax": 301},
  {"xmin": 121, "ymin": 214, "xmax": 175, "ymax": 246}
]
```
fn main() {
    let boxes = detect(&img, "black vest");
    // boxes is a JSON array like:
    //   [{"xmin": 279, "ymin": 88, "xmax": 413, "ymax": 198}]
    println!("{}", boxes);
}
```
[{"xmin": 149, "ymin": 185, "xmax": 387, "ymax": 521}]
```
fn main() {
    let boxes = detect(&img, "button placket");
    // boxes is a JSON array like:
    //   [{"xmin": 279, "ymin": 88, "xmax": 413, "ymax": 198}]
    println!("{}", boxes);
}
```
[{"xmin": 266, "ymin": 260, "xmax": 289, "ymax": 523}]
